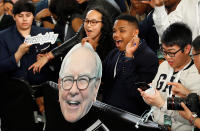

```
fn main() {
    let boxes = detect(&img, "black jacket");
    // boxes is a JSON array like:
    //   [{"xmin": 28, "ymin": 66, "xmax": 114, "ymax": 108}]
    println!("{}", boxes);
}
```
[
  {"xmin": 139, "ymin": 11, "xmax": 160, "ymax": 53},
  {"xmin": 101, "ymin": 40, "xmax": 159, "ymax": 115},
  {"xmin": 0, "ymin": 14, "xmax": 15, "ymax": 31}
]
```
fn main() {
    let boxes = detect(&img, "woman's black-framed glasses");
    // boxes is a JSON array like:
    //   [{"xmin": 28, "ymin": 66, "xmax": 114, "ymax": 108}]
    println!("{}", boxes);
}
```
[
  {"xmin": 83, "ymin": 19, "xmax": 102, "ymax": 26},
  {"xmin": 61, "ymin": 75, "xmax": 96, "ymax": 90}
]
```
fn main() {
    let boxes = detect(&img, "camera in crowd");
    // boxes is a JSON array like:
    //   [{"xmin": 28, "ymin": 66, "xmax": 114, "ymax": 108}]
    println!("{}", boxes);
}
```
[{"xmin": 167, "ymin": 93, "xmax": 200, "ymax": 112}]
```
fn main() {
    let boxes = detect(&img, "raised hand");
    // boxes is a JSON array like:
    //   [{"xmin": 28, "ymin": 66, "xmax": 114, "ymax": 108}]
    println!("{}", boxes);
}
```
[
  {"xmin": 81, "ymin": 37, "xmax": 98, "ymax": 50},
  {"xmin": 125, "ymin": 35, "xmax": 140, "ymax": 58},
  {"xmin": 15, "ymin": 43, "xmax": 32, "ymax": 63}
]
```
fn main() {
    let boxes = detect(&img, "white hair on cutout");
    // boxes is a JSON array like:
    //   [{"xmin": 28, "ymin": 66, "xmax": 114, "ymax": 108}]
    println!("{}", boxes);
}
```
[{"xmin": 59, "ymin": 42, "xmax": 102, "ymax": 79}]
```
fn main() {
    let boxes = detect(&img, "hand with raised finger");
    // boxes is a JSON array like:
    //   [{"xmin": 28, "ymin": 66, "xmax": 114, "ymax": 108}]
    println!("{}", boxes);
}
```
[
  {"xmin": 167, "ymin": 82, "xmax": 190, "ymax": 98},
  {"xmin": 125, "ymin": 35, "xmax": 140, "ymax": 58}
]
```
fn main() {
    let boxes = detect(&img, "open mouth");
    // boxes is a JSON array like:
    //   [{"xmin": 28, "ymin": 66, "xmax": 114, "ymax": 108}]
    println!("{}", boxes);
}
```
[
  {"xmin": 86, "ymin": 29, "xmax": 92, "ymax": 34},
  {"xmin": 115, "ymin": 40, "xmax": 122, "ymax": 47},
  {"xmin": 167, "ymin": 61, "xmax": 173, "ymax": 66},
  {"xmin": 66, "ymin": 100, "xmax": 80, "ymax": 106}
]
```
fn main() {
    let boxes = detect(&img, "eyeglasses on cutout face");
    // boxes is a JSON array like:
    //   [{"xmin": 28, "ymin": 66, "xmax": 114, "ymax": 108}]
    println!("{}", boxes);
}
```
[
  {"xmin": 61, "ymin": 75, "xmax": 97, "ymax": 90},
  {"xmin": 83, "ymin": 19, "xmax": 102, "ymax": 26},
  {"xmin": 160, "ymin": 47, "xmax": 182, "ymax": 57}
]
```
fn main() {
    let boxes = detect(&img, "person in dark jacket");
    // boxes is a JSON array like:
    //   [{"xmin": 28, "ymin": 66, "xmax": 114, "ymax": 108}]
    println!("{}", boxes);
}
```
[
  {"xmin": 0, "ymin": 0, "xmax": 56, "ymax": 85},
  {"xmin": 101, "ymin": 14, "xmax": 159, "ymax": 115}
]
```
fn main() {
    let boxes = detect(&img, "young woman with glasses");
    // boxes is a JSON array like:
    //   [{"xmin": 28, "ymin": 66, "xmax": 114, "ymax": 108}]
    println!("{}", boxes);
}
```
[{"xmin": 29, "ymin": 6, "xmax": 116, "ymax": 74}]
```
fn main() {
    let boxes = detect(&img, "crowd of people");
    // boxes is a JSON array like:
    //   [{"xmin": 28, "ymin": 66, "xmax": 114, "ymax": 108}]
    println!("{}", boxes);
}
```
[{"xmin": 0, "ymin": 0, "xmax": 200, "ymax": 131}]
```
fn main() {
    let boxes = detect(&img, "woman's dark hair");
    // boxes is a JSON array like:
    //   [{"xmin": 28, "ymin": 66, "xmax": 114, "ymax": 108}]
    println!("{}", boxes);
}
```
[
  {"xmin": 13, "ymin": 0, "xmax": 35, "ymax": 16},
  {"xmin": 83, "ymin": 6, "xmax": 114, "ymax": 60},
  {"xmin": 49, "ymin": 0, "xmax": 83, "ymax": 25},
  {"xmin": 161, "ymin": 22, "xmax": 192, "ymax": 51},
  {"xmin": 192, "ymin": 36, "xmax": 200, "ymax": 53}
]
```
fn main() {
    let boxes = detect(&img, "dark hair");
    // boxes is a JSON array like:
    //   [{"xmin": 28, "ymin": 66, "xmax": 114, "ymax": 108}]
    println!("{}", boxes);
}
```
[
  {"xmin": 49, "ymin": 0, "xmax": 83, "ymax": 25},
  {"xmin": 83, "ymin": 6, "xmax": 114, "ymax": 60},
  {"xmin": 161, "ymin": 22, "xmax": 192, "ymax": 51},
  {"xmin": 192, "ymin": 36, "xmax": 200, "ymax": 52},
  {"xmin": 13, "ymin": 0, "xmax": 35, "ymax": 15},
  {"xmin": 115, "ymin": 14, "xmax": 139, "ymax": 29}
]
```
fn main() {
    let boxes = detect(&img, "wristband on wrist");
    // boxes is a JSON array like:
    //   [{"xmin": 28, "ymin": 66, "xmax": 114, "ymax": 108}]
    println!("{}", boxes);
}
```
[
  {"xmin": 189, "ymin": 114, "xmax": 198, "ymax": 125},
  {"xmin": 46, "ymin": 53, "xmax": 53, "ymax": 61}
]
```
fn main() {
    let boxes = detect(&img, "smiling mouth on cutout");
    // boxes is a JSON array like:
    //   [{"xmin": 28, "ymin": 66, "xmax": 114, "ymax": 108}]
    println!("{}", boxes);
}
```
[{"xmin": 66, "ymin": 100, "xmax": 81, "ymax": 108}]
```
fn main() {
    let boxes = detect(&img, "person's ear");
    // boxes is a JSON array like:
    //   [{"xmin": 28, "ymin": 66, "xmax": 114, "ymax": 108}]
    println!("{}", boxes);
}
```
[
  {"xmin": 184, "ymin": 44, "xmax": 192, "ymax": 55},
  {"xmin": 93, "ymin": 79, "xmax": 101, "ymax": 102},
  {"xmin": 132, "ymin": 29, "xmax": 139, "ymax": 37}
]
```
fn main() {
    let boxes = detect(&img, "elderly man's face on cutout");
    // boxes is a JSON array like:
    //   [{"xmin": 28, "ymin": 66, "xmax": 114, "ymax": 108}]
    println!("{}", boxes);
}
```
[{"xmin": 58, "ymin": 47, "xmax": 100, "ymax": 123}]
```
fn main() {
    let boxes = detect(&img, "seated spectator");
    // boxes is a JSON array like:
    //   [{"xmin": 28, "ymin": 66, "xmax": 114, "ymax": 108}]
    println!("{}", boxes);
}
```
[
  {"xmin": 0, "ymin": 0, "xmax": 57, "ymax": 85},
  {"xmin": 35, "ymin": 0, "xmax": 83, "ymax": 42},
  {"xmin": 35, "ymin": 7, "xmax": 54, "ymax": 28},
  {"xmin": 130, "ymin": 0, "xmax": 159, "ymax": 54},
  {"xmin": 167, "ymin": 36, "xmax": 200, "ymax": 130},
  {"xmin": 129, "ymin": 0, "xmax": 152, "ymax": 22},
  {"xmin": 48, "ymin": 0, "xmax": 83, "ymax": 42},
  {"xmin": 138, "ymin": 23, "xmax": 200, "ymax": 131},
  {"xmin": 35, "ymin": 0, "xmax": 49, "ymax": 15},
  {"xmin": 3, "ymin": 0, "xmax": 14, "ymax": 15},
  {"xmin": 0, "ymin": 0, "xmax": 15, "ymax": 31},
  {"xmin": 101, "ymin": 14, "xmax": 158, "ymax": 115},
  {"xmin": 142, "ymin": 0, "xmax": 200, "ymax": 40},
  {"xmin": 29, "ymin": 6, "xmax": 116, "ymax": 73},
  {"xmin": 190, "ymin": 36, "xmax": 200, "ymax": 74}
]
